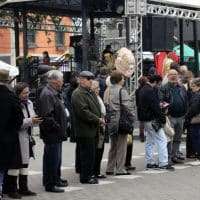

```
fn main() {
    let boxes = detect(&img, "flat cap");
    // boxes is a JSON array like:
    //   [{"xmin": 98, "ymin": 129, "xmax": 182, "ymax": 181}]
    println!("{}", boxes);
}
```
[
  {"xmin": 79, "ymin": 71, "xmax": 95, "ymax": 79},
  {"xmin": 0, "ymin": 69, "xmax": 9, "ymax": 81}
]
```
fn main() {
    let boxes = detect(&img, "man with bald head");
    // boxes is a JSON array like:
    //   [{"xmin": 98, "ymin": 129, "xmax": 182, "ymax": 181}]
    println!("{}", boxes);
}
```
[{"xmin": 160, "ymin": 69, "xmax": 188, "ymax": 164}]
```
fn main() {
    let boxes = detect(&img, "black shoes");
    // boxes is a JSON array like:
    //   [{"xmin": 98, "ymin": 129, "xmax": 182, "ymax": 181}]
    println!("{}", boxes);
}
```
[
  {"xmin": 125, "ymin": 166, "xmax": 136, "ymax": 171},
  {"xmin": 7, "ymin": 192, "xmax": 22, "ymax": 199},
  {"xmin": 186, "ymin": 154, "xmax": 196, "ymax": 159},
  {"xmin": 96, "ymin": 174, "xmax": 106, "ymax": 179},
  {"xmin": 56, "ymin": 180, "xmax": 68, "ymax": 187},
  {"xmin": 171, "ymin": 157, "xmax": 184, "ymax": 164},
  {"xmin": 106, "ymin": 172, "xmax": 114, "ymax": 175},
  {"xmin": 115, "ymin": 172, "xmax": 131, "ymax": 176},
  {"xmin": 159, "ymin": 165, "xmax": 175, "ymax": 171},
  {"xmin": 45, "ymin": 186, "xmax": 65, "ymax": 193},
  {"xmin": 59, "ymin": 178, "xmax": 68, "ymax": 184},
  {"xmin": 81, "ymin": 178, "xmax": 98, "ymax": 184},
  {"xmin": 146, "ymin": 164, "xmax": 159, "ymax": 169},
  {"xmin": 18, "ymin": 190, "xmax": 37, "ymax": 196},
  {"xmin": 146, "ymin": 163, "xmax": 175, "ymax": 171},
  {"xmin": 177, "ymin": 152, "xmax": 185, "ymax": 160}
]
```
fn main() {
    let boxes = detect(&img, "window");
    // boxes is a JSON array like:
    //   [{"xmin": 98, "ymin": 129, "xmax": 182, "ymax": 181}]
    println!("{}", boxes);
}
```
[
  {"xmin": 56, "ymin": 31, "xmax": 65, "ymax": 47},
  {"xmin": 27, "ymin": 30, "xmax": 36, "ymax": 47}
]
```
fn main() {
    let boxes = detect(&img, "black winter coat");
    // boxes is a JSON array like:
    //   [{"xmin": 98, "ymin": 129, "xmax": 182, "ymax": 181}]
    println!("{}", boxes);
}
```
[
  {"xmin": 186, "ymin": 91, "xmax": 200, "ymax": 122},
  {"xmin": 137, "ymin": 83, "xmax": 165, "ymax": 124},
  {"xmin": 0, "ymin": 84, "xmax": 23, "ymax": 170},
  {"xmin": 39, "ymin": 85, "xmax": 68, "ymax": 144}
]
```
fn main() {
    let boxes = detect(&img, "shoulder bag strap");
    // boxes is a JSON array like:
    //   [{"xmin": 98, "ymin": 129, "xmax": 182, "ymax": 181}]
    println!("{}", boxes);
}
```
[{"xmin": 119, "ymin": 88, "xmax": 123, "ymax": 115}]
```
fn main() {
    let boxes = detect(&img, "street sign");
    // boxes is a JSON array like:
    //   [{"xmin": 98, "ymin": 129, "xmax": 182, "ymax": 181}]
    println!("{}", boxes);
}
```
[{"xmin": 125, "ymin": 0, "xmax": 147, "ymax": 16}]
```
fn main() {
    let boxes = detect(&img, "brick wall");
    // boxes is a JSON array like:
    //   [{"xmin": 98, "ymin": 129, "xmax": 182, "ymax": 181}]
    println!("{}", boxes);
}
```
[
  {"xmin": 0, "ymin": 27, "xmax": 11, "ymax": 54},
  {"xmin": 0, "ymin": 16, "xmax": 72, "ymax": 58}
]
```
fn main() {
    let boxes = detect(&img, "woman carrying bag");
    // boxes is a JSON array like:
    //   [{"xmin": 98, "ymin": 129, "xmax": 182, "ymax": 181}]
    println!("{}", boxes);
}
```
[{"xmin": 104, "ymin": 71, "xmax": 134, "ymax": 176}]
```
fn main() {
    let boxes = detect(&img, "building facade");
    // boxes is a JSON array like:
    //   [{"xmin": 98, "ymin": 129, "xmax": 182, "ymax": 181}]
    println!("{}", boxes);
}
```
[{"xmin": 0, "ymin": 16, "xmax": 72, "ymax": 64}]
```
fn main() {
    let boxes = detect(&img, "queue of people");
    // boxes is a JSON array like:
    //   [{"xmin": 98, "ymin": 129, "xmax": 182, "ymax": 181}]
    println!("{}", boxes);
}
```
[{"xmin": 0, "ymin": 59, "xmax": 199, "ymax": 199}]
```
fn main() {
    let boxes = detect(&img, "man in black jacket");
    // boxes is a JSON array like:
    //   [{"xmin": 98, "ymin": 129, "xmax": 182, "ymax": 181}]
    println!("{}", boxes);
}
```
[
  {"xmin": 0, "ymin": 69, "xmax": 24, "ymax": 199},
  {"xmin": 39, "ymin": 70, "xmax": 68, "ymax": 193},
  {"xmin": 138, "ymin": 75, "xmax": 174, "ymax": 170},
  {"xmin": 160, "ymin": 69, "xmax": 188, "ymax": 163}
]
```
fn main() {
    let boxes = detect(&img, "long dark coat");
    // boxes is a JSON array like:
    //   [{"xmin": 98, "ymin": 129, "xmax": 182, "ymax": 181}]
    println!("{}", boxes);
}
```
[
  {"xmin": 71, "ymin": 86, "xmax": 101, "ymax": 139},
  {"xmin": 0, "ymin": 84, "xmax": 23, "ymax": 170}
]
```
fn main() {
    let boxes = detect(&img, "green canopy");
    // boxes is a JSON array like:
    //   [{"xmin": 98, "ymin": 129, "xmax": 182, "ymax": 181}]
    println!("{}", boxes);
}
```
[
  {"xmin": 173, "ymin": 44, "xmax": 200, "ymax": 62},
  {"xmin": 173, "ymin": 44, "xmax": 200, "ymax": 74}
]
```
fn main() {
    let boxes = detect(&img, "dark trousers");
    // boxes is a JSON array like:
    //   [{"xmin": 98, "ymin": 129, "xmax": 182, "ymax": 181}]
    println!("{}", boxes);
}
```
[
  {"xmin": 125, "ymin": 143, "xmax": 133, "ymax": 167},
  {"xmin": 77, "ymin": 138, "xmax": 96, "ymax": 183},
  {"xmin": 0, "ymin": 170, "xmax": 4, "ymax": 193},
  {"xmin": 75, "ymin": 143, "xmax": 81, "ymax": 173},
  {"xmin": 43, "ymin": 143, "xmax": 62, "ymax": 189},
  {"xmin": 94, "ymin": 145, "xmax": 105, "ymax": 176},
  {"xmin": 139, "ymin": 122, "xmax": 145, "ymax": 141},
  {"xmin": 167, "ymin": 141, "xmax": 172, "ymax": 164},
  {"xmin": 186, "ymin": 127, "xmax": 195, "ymax": 157},
  {"xmin": 191, "ymin": 124, "xmax": 200, "ymax": 155},
  {"xmin": 57, "ymin": 144, "xmax": 62, "ymax": 179}
]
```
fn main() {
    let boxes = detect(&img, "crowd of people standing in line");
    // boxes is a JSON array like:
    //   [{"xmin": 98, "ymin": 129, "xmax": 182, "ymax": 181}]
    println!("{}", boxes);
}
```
[{"xmin": 0, "ymin": 59, "xmax": 199, "ymax": 199}]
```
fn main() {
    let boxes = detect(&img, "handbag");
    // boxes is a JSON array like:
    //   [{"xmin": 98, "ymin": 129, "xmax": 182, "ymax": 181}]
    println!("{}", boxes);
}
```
[
  {"xmin": 118, "ymin": 88, "xmax": 134, "ymax": 135},
  {"xmin": 164, "ymin": 117, "xmax": 175, "ymax": 137},
  {"xmin": 127, "ymin": 134, "xmax": 133, "ymax": 145},
  {"xmin": 191, "ymin": 114, "xmax": 200, "ymax": 124}
]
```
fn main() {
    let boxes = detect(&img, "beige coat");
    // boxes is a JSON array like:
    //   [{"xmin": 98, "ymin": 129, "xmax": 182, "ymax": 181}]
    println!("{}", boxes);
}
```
[{"xmin": 104, "ymin": 84, "xmax": 134, "ymax": 136}]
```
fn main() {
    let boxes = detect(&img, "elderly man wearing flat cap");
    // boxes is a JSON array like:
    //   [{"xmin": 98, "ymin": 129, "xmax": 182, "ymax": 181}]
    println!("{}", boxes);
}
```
[
  {"xmin": 0, "ymin": 69, "xmax": 23, "ymax": 200},
  {"xmin": 72, "ymin": 71, "xmax": 104, "ymax": 184}
]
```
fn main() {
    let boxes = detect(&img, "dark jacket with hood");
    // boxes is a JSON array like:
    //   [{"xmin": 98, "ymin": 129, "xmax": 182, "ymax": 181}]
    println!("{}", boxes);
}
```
[{"xmin": 137, "ymin": 83, "xmax": 165, "ymax": 124}]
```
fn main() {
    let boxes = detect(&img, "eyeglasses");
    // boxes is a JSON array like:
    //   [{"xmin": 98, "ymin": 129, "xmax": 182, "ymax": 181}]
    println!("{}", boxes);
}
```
[{"xmin": 86, "ymin": 77, "xmax": 93, "ymax": 80}]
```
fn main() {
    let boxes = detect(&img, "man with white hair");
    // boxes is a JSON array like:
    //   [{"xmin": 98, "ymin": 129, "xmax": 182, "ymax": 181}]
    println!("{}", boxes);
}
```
[
  {"xmin": 39, "ymin": 70, "xmax": 68, "ymax": 193},
  {"xmin": 160, "ymin": 69, "xmax": 188, "ymax": 164}
]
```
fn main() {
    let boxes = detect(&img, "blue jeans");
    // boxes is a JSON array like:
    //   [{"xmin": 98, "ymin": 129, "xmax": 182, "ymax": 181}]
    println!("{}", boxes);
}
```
[
  {"xmin": 43, "ymin": 143, "xmax": 62, "ymax": 189},
  {"xmin": 0, "ymin": 170, "xmax": 4, "ymax": 193},
  {"xmin": 144, "ymin": 122, "xmax": 168, "ymax": 167}
]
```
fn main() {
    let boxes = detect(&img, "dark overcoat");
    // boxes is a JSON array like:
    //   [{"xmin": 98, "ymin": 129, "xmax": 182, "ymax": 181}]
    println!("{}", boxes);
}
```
[
  {"xmin": 0, "ymin": 84, "xmax": 23, "ymax": 170},
  {"xmin": 71, "ymin": 86, "xmax": 101, "ymax": 139}
]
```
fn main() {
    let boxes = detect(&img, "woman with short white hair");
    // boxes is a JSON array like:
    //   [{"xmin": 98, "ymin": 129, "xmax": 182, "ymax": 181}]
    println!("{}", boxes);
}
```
[{"xmin": 91, "ymin": 80, "xmax": 106, "ymax": 179}]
